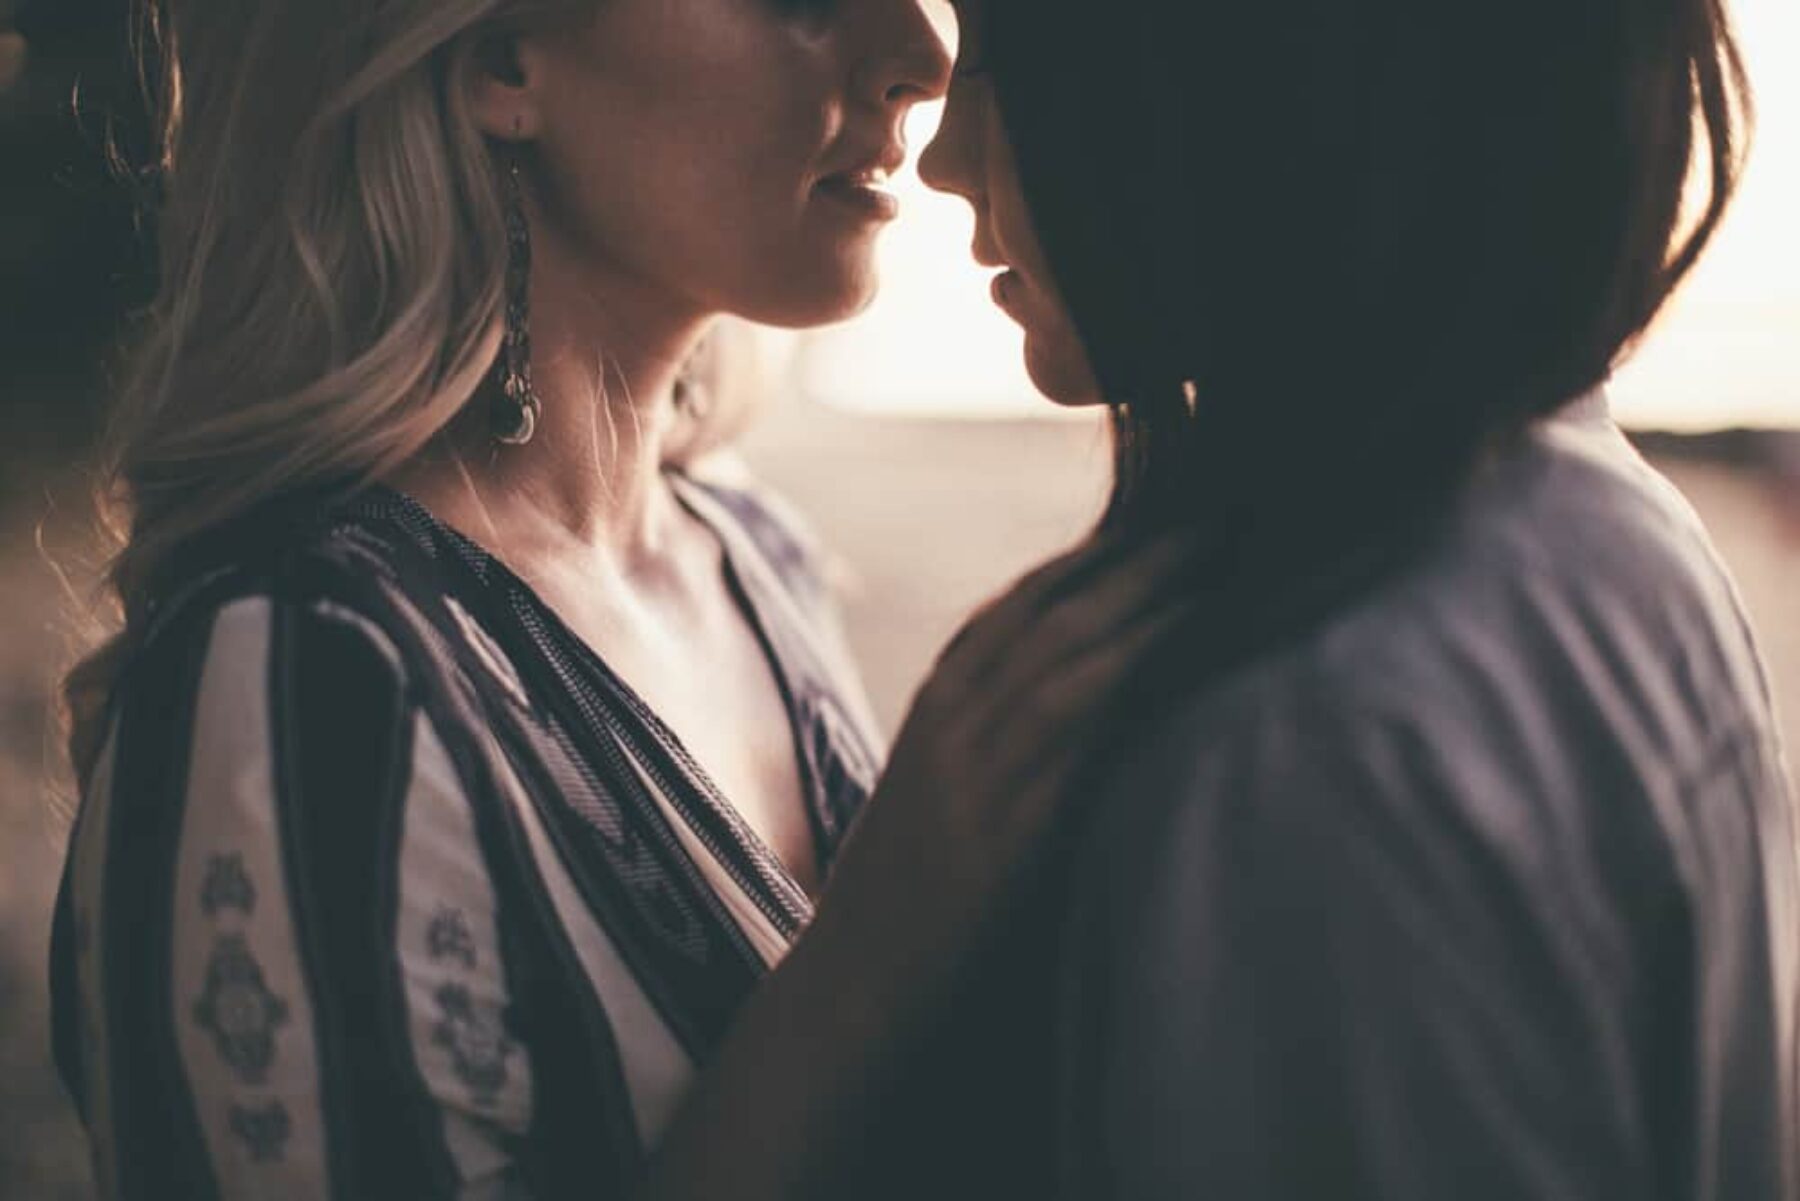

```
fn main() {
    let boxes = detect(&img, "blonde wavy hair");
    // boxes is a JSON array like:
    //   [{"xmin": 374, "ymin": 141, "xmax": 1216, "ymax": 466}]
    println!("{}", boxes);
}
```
[{"xmin": 65, "ymin": 0, "xmax": 586, "ymax": 783}]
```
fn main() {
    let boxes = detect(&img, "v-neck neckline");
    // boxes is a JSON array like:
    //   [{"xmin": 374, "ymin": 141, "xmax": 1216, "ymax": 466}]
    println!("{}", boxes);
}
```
[
  {"xmin": 665, "ymin": 472, "xmax": 833, "ymax": 879},
  {"xmin": 359, "ymin": 481, "xmax": 821, "ymax": 933}
]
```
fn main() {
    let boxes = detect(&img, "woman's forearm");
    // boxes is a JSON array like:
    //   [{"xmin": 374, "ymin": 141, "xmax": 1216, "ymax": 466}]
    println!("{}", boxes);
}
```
[{"xmin": 632, "ymin": 898, "xmax": 910, "ymax": 1201}]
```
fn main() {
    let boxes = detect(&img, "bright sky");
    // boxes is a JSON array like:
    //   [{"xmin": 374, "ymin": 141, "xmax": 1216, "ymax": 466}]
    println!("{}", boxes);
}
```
[{"xmin": 795, "ymin": 0, "xmax": 1800, "ymax": 429}]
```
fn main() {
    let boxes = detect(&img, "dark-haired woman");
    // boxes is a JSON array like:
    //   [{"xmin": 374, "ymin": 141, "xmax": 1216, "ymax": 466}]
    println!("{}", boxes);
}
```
[{"xmin": 895, "ymin": 0, "xmax": 1798, "ymax": 1196}]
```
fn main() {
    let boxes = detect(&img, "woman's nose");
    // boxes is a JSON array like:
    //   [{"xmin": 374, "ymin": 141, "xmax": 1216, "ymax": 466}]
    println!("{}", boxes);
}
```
[
  {"xmin": 918, "ymin": 85, "xmax": 978, "ymax": 201},
  {"xmin": 856, "ymin": 0, "xmax": 954, "ymax": 110}
]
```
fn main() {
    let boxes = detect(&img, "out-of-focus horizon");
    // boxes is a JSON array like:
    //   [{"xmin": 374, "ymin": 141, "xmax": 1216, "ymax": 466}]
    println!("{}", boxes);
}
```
[{"xmin": 800, "ymin": 0, "xmax": 1799, "ymax": 429}]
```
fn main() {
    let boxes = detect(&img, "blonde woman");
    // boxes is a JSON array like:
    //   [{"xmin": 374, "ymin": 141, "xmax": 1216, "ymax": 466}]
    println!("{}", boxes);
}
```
[{"xmin": 46, "ymin": 2, "xmax": 1180, "ymax": 1198}]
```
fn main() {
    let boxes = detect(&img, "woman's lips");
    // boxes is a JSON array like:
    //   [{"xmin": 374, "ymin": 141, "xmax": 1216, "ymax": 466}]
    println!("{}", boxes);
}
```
[
  {"xmin": 990, "ymin": 268, "xmax": 1023, "ymax": 313},
  {"xmin": 814, "ymin": 169, "xmax": 901, "ymax": 222}
]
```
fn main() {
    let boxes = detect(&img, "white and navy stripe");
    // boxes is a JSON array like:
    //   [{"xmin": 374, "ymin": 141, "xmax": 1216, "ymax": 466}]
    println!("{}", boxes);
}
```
[{"xmin": 49, "ymin": 476, "xmax": 882, "ymax": 1198}]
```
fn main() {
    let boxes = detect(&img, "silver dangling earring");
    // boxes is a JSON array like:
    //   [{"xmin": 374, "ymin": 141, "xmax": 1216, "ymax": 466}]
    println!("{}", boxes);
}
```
[{"xmin": 493, "ymin": 148, "xmax": 542, "ymax": 446}]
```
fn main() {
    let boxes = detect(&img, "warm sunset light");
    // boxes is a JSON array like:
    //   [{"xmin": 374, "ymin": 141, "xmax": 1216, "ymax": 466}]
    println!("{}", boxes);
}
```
[
  {"xmin": 1611, "ymin": 0, "xmax": 1800, "ymax": 428},
  {"xmin": 799, "ymin": 0, "xmax": 1799, "ymax": 429}
]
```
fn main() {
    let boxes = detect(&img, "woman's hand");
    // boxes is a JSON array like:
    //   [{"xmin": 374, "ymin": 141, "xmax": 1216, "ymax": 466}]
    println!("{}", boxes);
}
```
[
  {"xmin": 637, "ymin": 533, "xmax": 1192, "ymax": 1201},
  {"xmin": 806, "ymin": 533, "xmax": 1194, "ymax": 1020}
]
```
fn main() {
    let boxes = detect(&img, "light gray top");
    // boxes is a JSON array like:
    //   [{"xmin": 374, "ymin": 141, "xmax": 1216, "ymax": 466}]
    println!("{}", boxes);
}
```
[{"xmin": 1059, "ymin": 394, "xmax": 1800, "ymax": 1200}]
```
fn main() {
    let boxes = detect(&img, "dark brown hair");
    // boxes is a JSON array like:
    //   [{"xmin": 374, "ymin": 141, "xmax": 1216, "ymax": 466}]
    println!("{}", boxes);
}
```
[{"xmin": 984, "ymin": 0, "xmax": 1751, "ymax": 682}]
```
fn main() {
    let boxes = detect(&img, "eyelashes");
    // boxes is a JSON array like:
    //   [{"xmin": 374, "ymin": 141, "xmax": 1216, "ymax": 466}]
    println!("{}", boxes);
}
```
[{"xmin": 766, "ymin": 0, "xmax": 985, "ymax": 75}]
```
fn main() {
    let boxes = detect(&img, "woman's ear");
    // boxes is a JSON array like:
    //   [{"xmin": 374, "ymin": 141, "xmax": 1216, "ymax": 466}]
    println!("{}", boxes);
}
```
[{"xmin": 465, "ymin": 28, "xmax": 544, "ymax": 140}]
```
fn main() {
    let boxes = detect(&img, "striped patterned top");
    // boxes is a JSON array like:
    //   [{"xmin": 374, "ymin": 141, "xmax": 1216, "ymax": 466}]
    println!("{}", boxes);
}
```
[{"xmin": 48, "ymin": 474, "xmax": 885, "ymax": 1200}]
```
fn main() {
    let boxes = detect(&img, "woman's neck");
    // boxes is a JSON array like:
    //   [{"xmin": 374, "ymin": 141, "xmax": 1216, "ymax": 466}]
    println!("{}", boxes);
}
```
[{"xmin": 388, "ymin": 231, "xmax": 716, "ymax": 569}]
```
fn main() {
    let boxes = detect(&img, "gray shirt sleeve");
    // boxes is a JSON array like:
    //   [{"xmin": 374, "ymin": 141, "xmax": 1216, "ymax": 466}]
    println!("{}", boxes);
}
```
[{"xmin": 1055, "ymin": 694, "xmax": 1659, "ymax": 1201}]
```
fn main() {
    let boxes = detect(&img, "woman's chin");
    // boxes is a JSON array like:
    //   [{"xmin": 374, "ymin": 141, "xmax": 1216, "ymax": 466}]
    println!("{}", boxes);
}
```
[
  {"xmin": 1023, "ymin": 335, "xmax": 1105, "ymax": 407},
  {"xmin": 737, "ymin": 258, "xmax": 880, "ymax": 330}
]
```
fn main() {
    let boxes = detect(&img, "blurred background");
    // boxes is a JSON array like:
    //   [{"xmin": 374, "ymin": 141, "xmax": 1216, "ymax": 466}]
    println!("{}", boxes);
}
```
[{"xmin": 2, "ymin": 0, "xmax": 1796, "ymax": 1195}]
